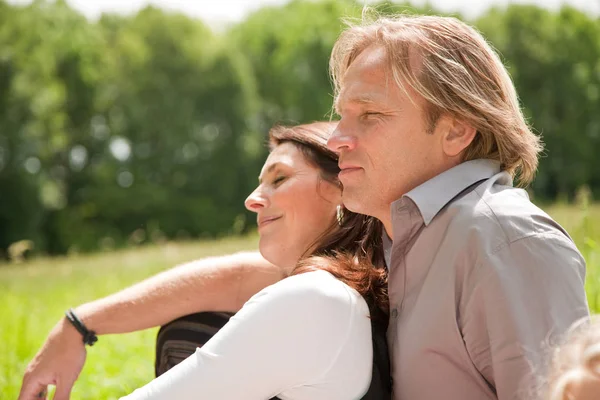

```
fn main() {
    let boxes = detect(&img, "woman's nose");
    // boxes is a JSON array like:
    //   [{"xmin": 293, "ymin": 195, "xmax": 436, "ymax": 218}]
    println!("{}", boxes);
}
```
[
  {"xmin": 327, "ymin": 124, "xmax": 357, "ymax": 153},
  {"xmin": 244, "ymin": 187, "xmax": 269, "ymax": 212}
]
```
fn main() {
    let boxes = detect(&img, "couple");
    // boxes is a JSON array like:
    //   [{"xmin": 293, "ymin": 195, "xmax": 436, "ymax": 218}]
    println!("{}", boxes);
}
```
[{"xmin": 20, "ymin": 13, "xmax": 589, "ymax": 400}]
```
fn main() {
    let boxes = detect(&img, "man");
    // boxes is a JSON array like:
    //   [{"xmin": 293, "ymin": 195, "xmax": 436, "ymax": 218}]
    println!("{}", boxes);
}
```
[
  {"xmin": 20, "ymin": 14, "xmax": 588, "ymax": 400},
  {"xmin": 327, "ymin": 14, "xmax": 588, "ymax": 399}
]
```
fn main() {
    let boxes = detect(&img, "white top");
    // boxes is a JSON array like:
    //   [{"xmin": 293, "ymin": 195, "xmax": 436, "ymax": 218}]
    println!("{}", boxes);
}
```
[{"xmin": 120, "ymin": 270, "xmax": 373, "ymax": 400}]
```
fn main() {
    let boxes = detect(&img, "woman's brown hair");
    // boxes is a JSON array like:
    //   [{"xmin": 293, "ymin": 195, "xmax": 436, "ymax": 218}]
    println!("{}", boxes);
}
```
[{"xmin": 268, "ymin": 121, "xmax": 388, "ymax": 321}]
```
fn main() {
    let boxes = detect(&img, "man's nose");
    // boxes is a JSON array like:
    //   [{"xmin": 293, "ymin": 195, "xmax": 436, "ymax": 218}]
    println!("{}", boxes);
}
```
[{"xmin": 327, "ymin": 125, "xmax": 357, "ymax": 153}]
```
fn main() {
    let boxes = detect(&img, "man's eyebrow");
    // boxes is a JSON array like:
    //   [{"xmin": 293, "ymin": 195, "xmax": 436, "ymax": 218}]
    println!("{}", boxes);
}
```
[
  {"xmin": 258, "ymin": 162, "xmax": 281, "ymax": 183},
  {"xmin": 335, "ymin": 94, "xmax": 378, "ymax": 114}
]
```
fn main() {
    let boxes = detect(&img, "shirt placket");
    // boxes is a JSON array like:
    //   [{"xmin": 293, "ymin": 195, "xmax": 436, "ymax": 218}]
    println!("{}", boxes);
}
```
[{"xmin": 386, "ymin": 200, "xmax": 423, "ymax": 371}]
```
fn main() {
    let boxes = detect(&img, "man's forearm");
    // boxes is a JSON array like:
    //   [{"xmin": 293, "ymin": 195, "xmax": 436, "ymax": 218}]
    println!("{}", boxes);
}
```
[{"xmin": 73, "ymin": 251, "xmax": 284, "ymax": 334}]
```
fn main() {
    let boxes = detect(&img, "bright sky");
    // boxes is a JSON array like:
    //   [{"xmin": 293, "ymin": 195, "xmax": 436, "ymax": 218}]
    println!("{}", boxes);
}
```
[{"xmin": 6, "ymin": 0, "xmax": 600, "ymax": 24}]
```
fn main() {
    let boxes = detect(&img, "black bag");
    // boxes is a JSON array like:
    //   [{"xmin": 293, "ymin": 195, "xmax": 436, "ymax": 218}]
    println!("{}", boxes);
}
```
[{"xmin": 156, "ymin": 311, "xmax": 392, "ymax": 399}]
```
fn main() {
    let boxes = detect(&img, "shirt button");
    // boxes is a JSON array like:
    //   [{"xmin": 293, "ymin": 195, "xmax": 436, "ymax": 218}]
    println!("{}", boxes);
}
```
[{"xmin": 391, "ymin": 309, "xmax": 398, "ymax": 318}]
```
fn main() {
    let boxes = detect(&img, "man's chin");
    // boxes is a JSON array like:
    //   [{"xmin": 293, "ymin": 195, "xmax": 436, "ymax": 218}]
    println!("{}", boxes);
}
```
[{"xmin": 342, "ymin": 191, "xmax": 367, "ymax": 214}]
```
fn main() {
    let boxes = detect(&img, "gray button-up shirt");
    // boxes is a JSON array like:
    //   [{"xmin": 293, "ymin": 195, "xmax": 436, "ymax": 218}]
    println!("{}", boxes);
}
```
[{"xmin": 385, "ymin": 159, "xmax": 589, "ymax": 400}]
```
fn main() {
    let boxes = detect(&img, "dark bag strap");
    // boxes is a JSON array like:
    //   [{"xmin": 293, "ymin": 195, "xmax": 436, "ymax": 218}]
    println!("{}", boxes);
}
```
[
  {"xmin": 358, "ymin": 319, "xmax": 392, "ymax": 400},
  {"xmin": 156, "ymin": 312, "xmax": 392, "ymax": 399}
]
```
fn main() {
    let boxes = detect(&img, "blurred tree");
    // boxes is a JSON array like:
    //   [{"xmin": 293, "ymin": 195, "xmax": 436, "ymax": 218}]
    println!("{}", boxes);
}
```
[
  {"xmin": 0, "ymin": 1, "xmax": 261, "ymax": 255},
  {"xmin": 0, "ymin": 0, "xmax": 107, "ymax": 255},
  {"xmin": 477, "ymin": 5, "xmax": 600, "ymax": 200},
  {"xmin": 82, "ymin": 6, "xmax": 261, "ymax": 249},
  {"xmin": 0, "ymin": 0, "xmax": 598, "ymax": 257},
  {"xmin": 229, "ymin": 0, "xmax": 356, "ymax": 129}
]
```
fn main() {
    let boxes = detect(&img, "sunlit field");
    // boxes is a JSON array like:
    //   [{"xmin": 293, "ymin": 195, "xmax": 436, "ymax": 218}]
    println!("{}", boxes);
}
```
[
  {"xmin": 0, "ymin": 235, "xmax": 259, "ymax": 399},
  {"xmin": 1, "ymin": 204, "xmax": 599, "ymax": 399}
]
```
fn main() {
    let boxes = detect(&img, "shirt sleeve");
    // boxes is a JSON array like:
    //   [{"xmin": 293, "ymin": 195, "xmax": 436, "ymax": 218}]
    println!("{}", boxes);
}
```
[
  {"xmin": 119, "ymin": 272, "xmax": 361, "ymax": 400},
  {"xmin": 463, "ymin": 231, "xmax": 589, "ymax": 400}
]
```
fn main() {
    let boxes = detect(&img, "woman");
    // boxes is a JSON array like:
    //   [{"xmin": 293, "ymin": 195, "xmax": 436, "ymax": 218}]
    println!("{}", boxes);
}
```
[{"xmin": 121, "ymin": 121, "xmax": 390, "ymax": 399}]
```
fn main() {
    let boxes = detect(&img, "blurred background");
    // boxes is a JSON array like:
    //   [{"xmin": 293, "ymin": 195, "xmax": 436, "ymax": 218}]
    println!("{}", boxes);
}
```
[
  {"xmin": 1, "ymin": 0, "xmax": 600, "ymax": 258},
  {"xmin": 1, "ymin": 0, "xmax": 600, "ymax": 397}
]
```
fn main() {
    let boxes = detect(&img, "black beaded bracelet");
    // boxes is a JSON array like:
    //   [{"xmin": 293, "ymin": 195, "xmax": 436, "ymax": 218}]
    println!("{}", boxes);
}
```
[{"xmin": 65, "ymin": 308, "xmax": 98, "ymax": 346}]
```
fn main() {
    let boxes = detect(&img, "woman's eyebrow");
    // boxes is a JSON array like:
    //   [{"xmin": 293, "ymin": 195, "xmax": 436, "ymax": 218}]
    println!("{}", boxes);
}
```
[{"xmin": 258, "ymin": 162, "xmax": 282, "ymax": 183}]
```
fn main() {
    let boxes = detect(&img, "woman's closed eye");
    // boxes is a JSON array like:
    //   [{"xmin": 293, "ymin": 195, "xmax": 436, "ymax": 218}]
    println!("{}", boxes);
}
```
[{"xmin": 272, "ymin": 176, "xmax": 286, "ymax": 186}]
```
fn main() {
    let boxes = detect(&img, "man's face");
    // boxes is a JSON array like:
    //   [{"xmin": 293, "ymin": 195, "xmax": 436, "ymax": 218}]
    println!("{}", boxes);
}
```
[{"xmin": 328, "ymin": 45, "xmax": 443, "ymax": 225}]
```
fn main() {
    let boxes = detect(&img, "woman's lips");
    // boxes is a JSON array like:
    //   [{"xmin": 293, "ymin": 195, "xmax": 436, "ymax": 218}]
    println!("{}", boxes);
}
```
[{"xmin": 258, "ymin": 216, "xmax": 282, "ymax": 229}]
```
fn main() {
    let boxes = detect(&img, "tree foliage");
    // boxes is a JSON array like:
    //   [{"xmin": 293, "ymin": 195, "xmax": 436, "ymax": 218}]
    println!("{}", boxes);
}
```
[{"xmin": 0, "ymin": 0, "xmax": 598, "ymax": 257}]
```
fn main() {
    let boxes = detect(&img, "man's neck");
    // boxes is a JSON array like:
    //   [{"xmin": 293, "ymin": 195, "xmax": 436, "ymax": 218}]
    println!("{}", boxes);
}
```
[
  {"xmin": 381, "ymin": 209, "xmax": 393, "ymax": 240},
  {"xmin": 379, "ymin": 160, "xmax": 459, "ymax": 240}
]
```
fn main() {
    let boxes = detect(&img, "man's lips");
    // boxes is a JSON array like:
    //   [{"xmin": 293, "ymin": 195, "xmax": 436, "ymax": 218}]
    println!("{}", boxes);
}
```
[
  {"xmin": 338, "ymin": 165, "xmax": 362, "ymax": 177},
  {"xmin": 339, "ymin": 163, "xmax": 361, "ymax": 170},
  {"xmin": 257, "ymin": 216, "xmax": 282, "ymax": 228}
]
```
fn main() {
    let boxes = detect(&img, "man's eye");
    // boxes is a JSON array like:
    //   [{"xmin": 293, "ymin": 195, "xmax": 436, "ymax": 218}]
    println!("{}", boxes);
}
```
[{"xmin": 362, "ymin": 112, "xmax": 381, "ymax": 119}]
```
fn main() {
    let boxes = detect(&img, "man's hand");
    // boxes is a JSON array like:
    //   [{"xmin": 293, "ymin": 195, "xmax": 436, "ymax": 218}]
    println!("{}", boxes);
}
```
[{"xmin": 19, "ymin": 318, "xmax": 86, "ymax": 400}]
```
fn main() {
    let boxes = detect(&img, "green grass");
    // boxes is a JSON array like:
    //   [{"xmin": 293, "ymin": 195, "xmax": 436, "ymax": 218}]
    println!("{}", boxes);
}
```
[
  {"xmin": 542, "ymin": 203, "xmax": 600, "ymax": 311},
  {"xmin": 1, "ymin": 204, "xmax": 599, "ymax": 399},
  {"xmin": 0, "ymin": 234, "xmax": 259, "ymax": 399}
]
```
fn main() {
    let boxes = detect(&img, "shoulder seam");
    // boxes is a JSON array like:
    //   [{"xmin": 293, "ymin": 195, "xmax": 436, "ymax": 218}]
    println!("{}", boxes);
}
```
[
  {"xmin": 472, "ymin": 185, "xmax": 511, "ymax": 246},
  {"xmin": 490, "ymin": 230, "xmax": 576, "ymax": 256}
]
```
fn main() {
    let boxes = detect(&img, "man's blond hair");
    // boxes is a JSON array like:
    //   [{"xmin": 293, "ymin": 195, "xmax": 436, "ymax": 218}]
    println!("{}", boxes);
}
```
[{"xmin": 330, "ymin": 13, "xmax": 543, "ymax": 186}]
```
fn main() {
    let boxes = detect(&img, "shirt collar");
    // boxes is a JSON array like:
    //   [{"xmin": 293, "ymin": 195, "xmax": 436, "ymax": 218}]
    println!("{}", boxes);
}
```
[{"xmin": 394, "ymin": 159, "xmax": 506, "ymax": 226}]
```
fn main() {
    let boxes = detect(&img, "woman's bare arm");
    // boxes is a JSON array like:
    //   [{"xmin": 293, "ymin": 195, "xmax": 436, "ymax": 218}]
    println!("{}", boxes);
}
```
[
  {"xmin": 18, "ymin": 251, "xmax": 284, "ymax": 400},
  {"xmin": 76, "ymin": 251, "xmax": 283, "ymax": 332}
]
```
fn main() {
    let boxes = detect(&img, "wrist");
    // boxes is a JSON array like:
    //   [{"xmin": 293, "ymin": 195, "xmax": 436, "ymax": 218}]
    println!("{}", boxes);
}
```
[
  {"xmin": 71, "ymin": 303, "xmax": 103, "ymax": 335},
  {"xmin": 64, "ymin": 308, "xmax": 98, "ymax": 346},
  {"xmin": 56, "ymin": 316, "xmax": 85, "ymax": 346}
]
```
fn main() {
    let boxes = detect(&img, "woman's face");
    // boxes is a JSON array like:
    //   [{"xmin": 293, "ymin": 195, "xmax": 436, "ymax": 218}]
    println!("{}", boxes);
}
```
[{"xmin": 245, "ymin": 142, "xmax": 341, "ymax": 270}]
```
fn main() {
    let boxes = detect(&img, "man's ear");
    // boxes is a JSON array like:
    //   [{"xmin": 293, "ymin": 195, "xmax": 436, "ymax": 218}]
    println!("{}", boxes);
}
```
[{"xmin": 438, "ymin": 116, "xmax": 477, "ymax": 158}]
